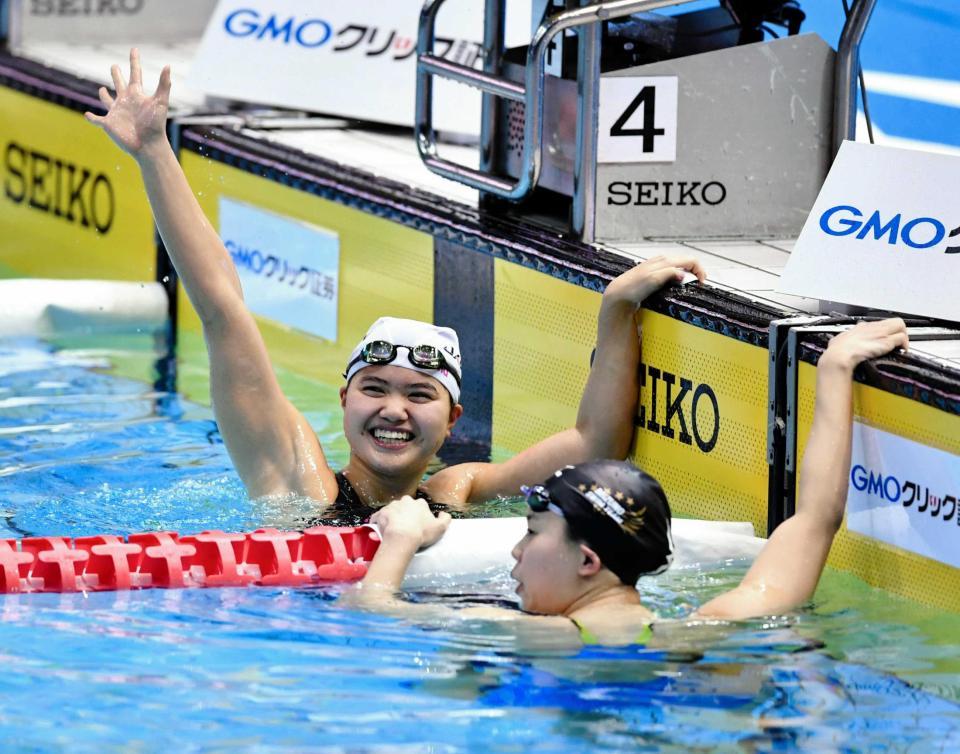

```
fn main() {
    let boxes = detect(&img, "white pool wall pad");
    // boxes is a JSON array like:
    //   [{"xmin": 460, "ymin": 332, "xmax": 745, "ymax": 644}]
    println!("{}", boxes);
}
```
[
  {"xmin": 0, "ymin": 279, "xmax": 169, "ymax": 336},
  {"xmin": 404, "ymin": 517, "xmax": 765, "ymax": 586}
]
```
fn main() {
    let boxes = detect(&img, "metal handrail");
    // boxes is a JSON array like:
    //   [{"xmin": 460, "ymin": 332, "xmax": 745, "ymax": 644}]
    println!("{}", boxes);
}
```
[
  {"xmin": 833, "ymin": 0, "xmax": 878, "ymax": 155},
  {"xmin": 416, "ymin": 0, "xmax": 689, "ymax": 201}
]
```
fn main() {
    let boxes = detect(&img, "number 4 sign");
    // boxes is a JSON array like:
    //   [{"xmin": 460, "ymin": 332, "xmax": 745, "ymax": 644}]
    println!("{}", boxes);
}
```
[{"xmin": 598, "ymin": 76, "xmax": 678, "ymax": 163}]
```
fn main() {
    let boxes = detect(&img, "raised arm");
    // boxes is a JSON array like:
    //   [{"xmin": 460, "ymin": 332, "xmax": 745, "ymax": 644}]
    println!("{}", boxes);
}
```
[
  {"xmin": 85, "ymin": 49, "xmax": 335, "ymax": 500},
  {"xmin": 440, "ymin": 256, "xmax": 705, "ymax": 503},
  {"xmin": 696, "ymin": 318, "xmax": 909, "ymax": 620}
]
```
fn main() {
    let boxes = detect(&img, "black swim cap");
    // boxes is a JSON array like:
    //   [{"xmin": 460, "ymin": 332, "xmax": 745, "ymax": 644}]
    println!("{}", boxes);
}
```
[{"xmin": 532, "ymin": 460, "xmax": 673, "ymax": 585}]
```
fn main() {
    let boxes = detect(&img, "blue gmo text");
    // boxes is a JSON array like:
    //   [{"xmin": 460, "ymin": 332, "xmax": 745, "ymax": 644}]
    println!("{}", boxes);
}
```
[
  {"xmin": 223, "ymin": 9, "xmax": 332, "ymax": 48},
  {"xmin": 819, "ymin": 205, "xmax": 946, "ymax": 250}
]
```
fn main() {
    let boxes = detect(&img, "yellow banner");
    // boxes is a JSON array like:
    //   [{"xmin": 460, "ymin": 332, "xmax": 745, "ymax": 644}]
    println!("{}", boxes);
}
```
[
  {"xmin": 491, "ymin": 267, "xmax": 769, "ymax": 533},
  {"xmin": 631, "ymin": 311, "xmax": 769, "ymax": 533},
  {"xmin": 0, "ymin": 86, "xmax": 155, "ymax": 280},
  {"xmin": 491, "ymin": 260, "xmax": 601, "ymax": 460}
]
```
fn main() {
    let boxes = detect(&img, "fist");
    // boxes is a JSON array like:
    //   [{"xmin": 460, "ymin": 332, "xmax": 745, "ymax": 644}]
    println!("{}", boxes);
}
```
[{"xmin": 369, "ymin": 496, "xmax": 451, "ymax": 549}]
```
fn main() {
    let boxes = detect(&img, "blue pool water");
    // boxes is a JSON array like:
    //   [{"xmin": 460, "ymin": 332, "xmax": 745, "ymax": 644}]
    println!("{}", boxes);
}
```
[{"xmin": 1, "ymin": 334, "xmax": 959, "ymax": 753}]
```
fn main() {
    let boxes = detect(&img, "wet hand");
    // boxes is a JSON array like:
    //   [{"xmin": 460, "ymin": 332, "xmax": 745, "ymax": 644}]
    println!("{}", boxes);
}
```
[
  {"xmin": 370, "ymin": 496, "xmax": 451, "ymax": 549},
  {"xmin": 603, "ymin": 255, "xmax": 707, "ymax": 308},
  {"xmin": 821, "ymin": 318, "xmax": 909, "ymax": 372},
  {"xmin": 84, "ymin": 48, "xmax": 172, "ymax": 158}
]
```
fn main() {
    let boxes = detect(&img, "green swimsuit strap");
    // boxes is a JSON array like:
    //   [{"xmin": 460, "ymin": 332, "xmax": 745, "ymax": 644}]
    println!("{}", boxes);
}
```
[
  {"xmin": 570, "ymin": 618, "xmax": 653, "ymax": 646},
  {"xmin": 569, "ymin": 617, "xmax": 601, "ymax": 645}
]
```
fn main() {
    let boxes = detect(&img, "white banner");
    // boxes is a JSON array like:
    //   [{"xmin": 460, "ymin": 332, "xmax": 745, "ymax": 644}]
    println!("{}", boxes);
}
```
[
  {"xmin": 846, "ymin": 421, "xmax": 960, "ymax": 567},
  {"xmin": 219, "ymin": 197, "xmax": 339, "ymax": 341},
  {"xmin": 13, "ymin": 0, "xmax": 218, "ymax": 45},
  {"xmin": 778, "ymin": 141, "xmax": 960, "ymax": 322},
  {"xmin": 190, "ymin": 0, "xmax": 531, "ymax": 135}
]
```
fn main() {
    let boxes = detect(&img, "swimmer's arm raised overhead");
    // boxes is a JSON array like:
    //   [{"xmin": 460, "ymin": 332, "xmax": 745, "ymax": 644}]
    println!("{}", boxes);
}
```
[
  {"xmin": 85, "ymin": 49, "xmax": 335, "ymax": 501},
  {"xmin": 695, "ymin": 319, "xmax": 909, "ymax": 621},
  {"xmin": 432, "ymin": 257, "xmax": 705, "ymax": 504}
]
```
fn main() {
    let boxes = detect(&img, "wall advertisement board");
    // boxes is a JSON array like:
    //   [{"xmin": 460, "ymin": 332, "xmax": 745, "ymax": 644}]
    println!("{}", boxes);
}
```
[
  {"xmin": 219, "ymin": 197, "xmax": 340, "ymax": 342},
  {"xmin": 847, "ymin": 421, "xmax": 960, "ymax": 569},
  {"xmin": 0, "ymin": 86, "xmax": 155, "ymax": 281}
]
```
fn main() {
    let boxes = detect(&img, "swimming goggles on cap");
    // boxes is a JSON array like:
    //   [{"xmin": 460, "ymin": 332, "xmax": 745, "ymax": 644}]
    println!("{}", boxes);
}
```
[
  {"xmin": 347, "ymin": 340, "xmax": 461, "ymax": 386},
  {"xmin": 521, "ymin": 485, "xmax": 565, "ymax": 518}
]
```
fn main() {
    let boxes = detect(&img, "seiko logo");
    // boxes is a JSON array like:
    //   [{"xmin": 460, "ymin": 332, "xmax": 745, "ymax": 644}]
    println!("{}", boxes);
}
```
[
  {"xmin": 223, "ymin": 9, "xmax": 332, "ymax": 48},
  {"xmin": 636, "ymin": 363, "xmax": 720, "ymax": 453},
  {"xmin": 30, "ymin": 0, "xmax": 144, "ymax": 15},
  {"xmin": 606, "ymin": 180, "xmax": 727, "ymax": 207},
  {"xmin": 819, "ymin": 205, "xmax": 959, "ymax": 253},
  {"xmin": 4, "ymin": 142, "xmax": 115, "ymax": 234}
]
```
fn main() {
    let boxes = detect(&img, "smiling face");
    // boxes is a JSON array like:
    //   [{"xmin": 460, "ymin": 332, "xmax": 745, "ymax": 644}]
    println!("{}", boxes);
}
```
[
  {"xmin": 510, "ymin": 511, "xmax": 588, "ymax": 615},
  {"xmin": 340, "ymin": 364, "xmax": 462, "ymax": 481}
]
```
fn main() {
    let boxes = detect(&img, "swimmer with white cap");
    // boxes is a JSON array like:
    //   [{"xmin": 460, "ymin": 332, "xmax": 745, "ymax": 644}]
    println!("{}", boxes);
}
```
[{"xmin": 86, "ymin": 50, "xmax": 704, "ymax": 519}]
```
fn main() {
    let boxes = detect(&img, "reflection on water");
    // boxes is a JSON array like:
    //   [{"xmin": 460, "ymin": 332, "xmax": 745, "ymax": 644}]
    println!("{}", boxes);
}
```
[
  {"xmin": 0, "ymin": 579, "xmax": 957, "ymax": 753},
  {"xmin": 0, "ymin": 335, "xmax": 958, "ymax": 753}
]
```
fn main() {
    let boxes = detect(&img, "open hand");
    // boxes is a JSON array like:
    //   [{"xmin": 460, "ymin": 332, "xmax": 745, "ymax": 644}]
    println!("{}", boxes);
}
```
[
  {"xmin": 603, "ymin": 255, "xmax": 707, "ymax": 307},
  {"xmin": 84, "ymin": 48, "xmax": 171, "ymax": 159},
  {"xmin": 822, "ymin": 318, "xmax": 909, "ymax": 372},
  {"xmin": 369, "ymin": 496, "xmax": 451, "ymax": 549}
]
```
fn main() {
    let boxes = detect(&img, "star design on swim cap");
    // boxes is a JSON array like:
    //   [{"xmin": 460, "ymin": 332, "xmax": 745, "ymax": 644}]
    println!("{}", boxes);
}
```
[
  {"xmin": 590, "ymin": 484, "xmax": 598, "ymax": 492},
  {"xmin": 621, "ymin": 505, "xmax": 647, "ymax": 535},
  {"xmin": 578, "ymin": 484, "xmax": 587, "ymax": 492},
  {"xmin": 614, "ymin": 491, "xmax": 624, "ymax": 501}
]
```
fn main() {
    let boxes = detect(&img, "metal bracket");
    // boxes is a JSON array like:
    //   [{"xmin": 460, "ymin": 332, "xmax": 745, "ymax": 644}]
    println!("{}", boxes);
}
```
[
  {"xmin": 766, "ymin": 315, "xmax": 833, "ymax": 533},
  {"xmin": 784, "ymin": 322, "xmax": 858, "ymax": 517}
]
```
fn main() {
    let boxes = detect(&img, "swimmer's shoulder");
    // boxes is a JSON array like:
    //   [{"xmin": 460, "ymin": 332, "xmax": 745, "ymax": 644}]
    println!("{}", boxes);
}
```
[
  {"xmin": 459, "ymin": 606, "xmax": 583, "ymax": 649},
  {"xmin": 420, "ymin": 461, "xmax": 490, "ymax": 506},
  {"xmin": 571, "ymin": 605, "xmax": 656, "ymax": 646}
]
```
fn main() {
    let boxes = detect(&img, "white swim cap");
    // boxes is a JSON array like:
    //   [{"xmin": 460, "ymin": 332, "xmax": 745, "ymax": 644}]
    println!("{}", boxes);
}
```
[{"xmin": 344, "ymin": 317, "xmax": 462, "ymax": 404}]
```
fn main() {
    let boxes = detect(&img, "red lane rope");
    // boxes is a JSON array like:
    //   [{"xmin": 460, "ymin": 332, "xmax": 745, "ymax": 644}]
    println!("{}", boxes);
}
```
[{"xmin": 0, "ymin": 526, "xmax": 381, "ymax": 594}]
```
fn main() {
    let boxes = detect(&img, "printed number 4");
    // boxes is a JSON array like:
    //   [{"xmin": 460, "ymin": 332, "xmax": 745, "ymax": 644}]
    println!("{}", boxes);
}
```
[{"xmin": 610, "ymin": 86, "xmax": 664, "ymax": 153}]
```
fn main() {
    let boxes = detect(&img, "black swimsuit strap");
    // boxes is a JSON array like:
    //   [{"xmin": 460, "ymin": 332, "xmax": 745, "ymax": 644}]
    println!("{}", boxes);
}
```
[
  {"xmin": 301, "ymin": 471, "xmax": 449, "ymax": 527},
  {"xmin": 334, "ymin": 470, "xmax": 365, "ymax": 507},
  {"xmin": 335, "ymin": 470, "xmax": 437, "ymax": 507}
]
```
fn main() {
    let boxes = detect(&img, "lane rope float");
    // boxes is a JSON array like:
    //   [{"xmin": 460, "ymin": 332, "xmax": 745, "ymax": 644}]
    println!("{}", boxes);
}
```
[{"xmin": 0, "ymin": 527, "xmax": 379, "ymax": 593}]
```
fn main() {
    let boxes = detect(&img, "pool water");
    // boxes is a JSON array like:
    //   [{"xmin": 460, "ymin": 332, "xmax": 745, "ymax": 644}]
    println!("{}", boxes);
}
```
[{"xmin": 1, "ymin": 334, "xmax": 958, "ymax": 753}]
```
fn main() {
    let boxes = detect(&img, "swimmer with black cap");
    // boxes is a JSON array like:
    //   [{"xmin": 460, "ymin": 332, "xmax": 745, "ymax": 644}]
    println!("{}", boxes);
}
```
[
  {"xmin": 356, "ymin": 319, "xmax": 910, "ymax": 645},
  {"xmin": 86, "ymin": 50, "xmax": 705, "ymax": 522}
]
